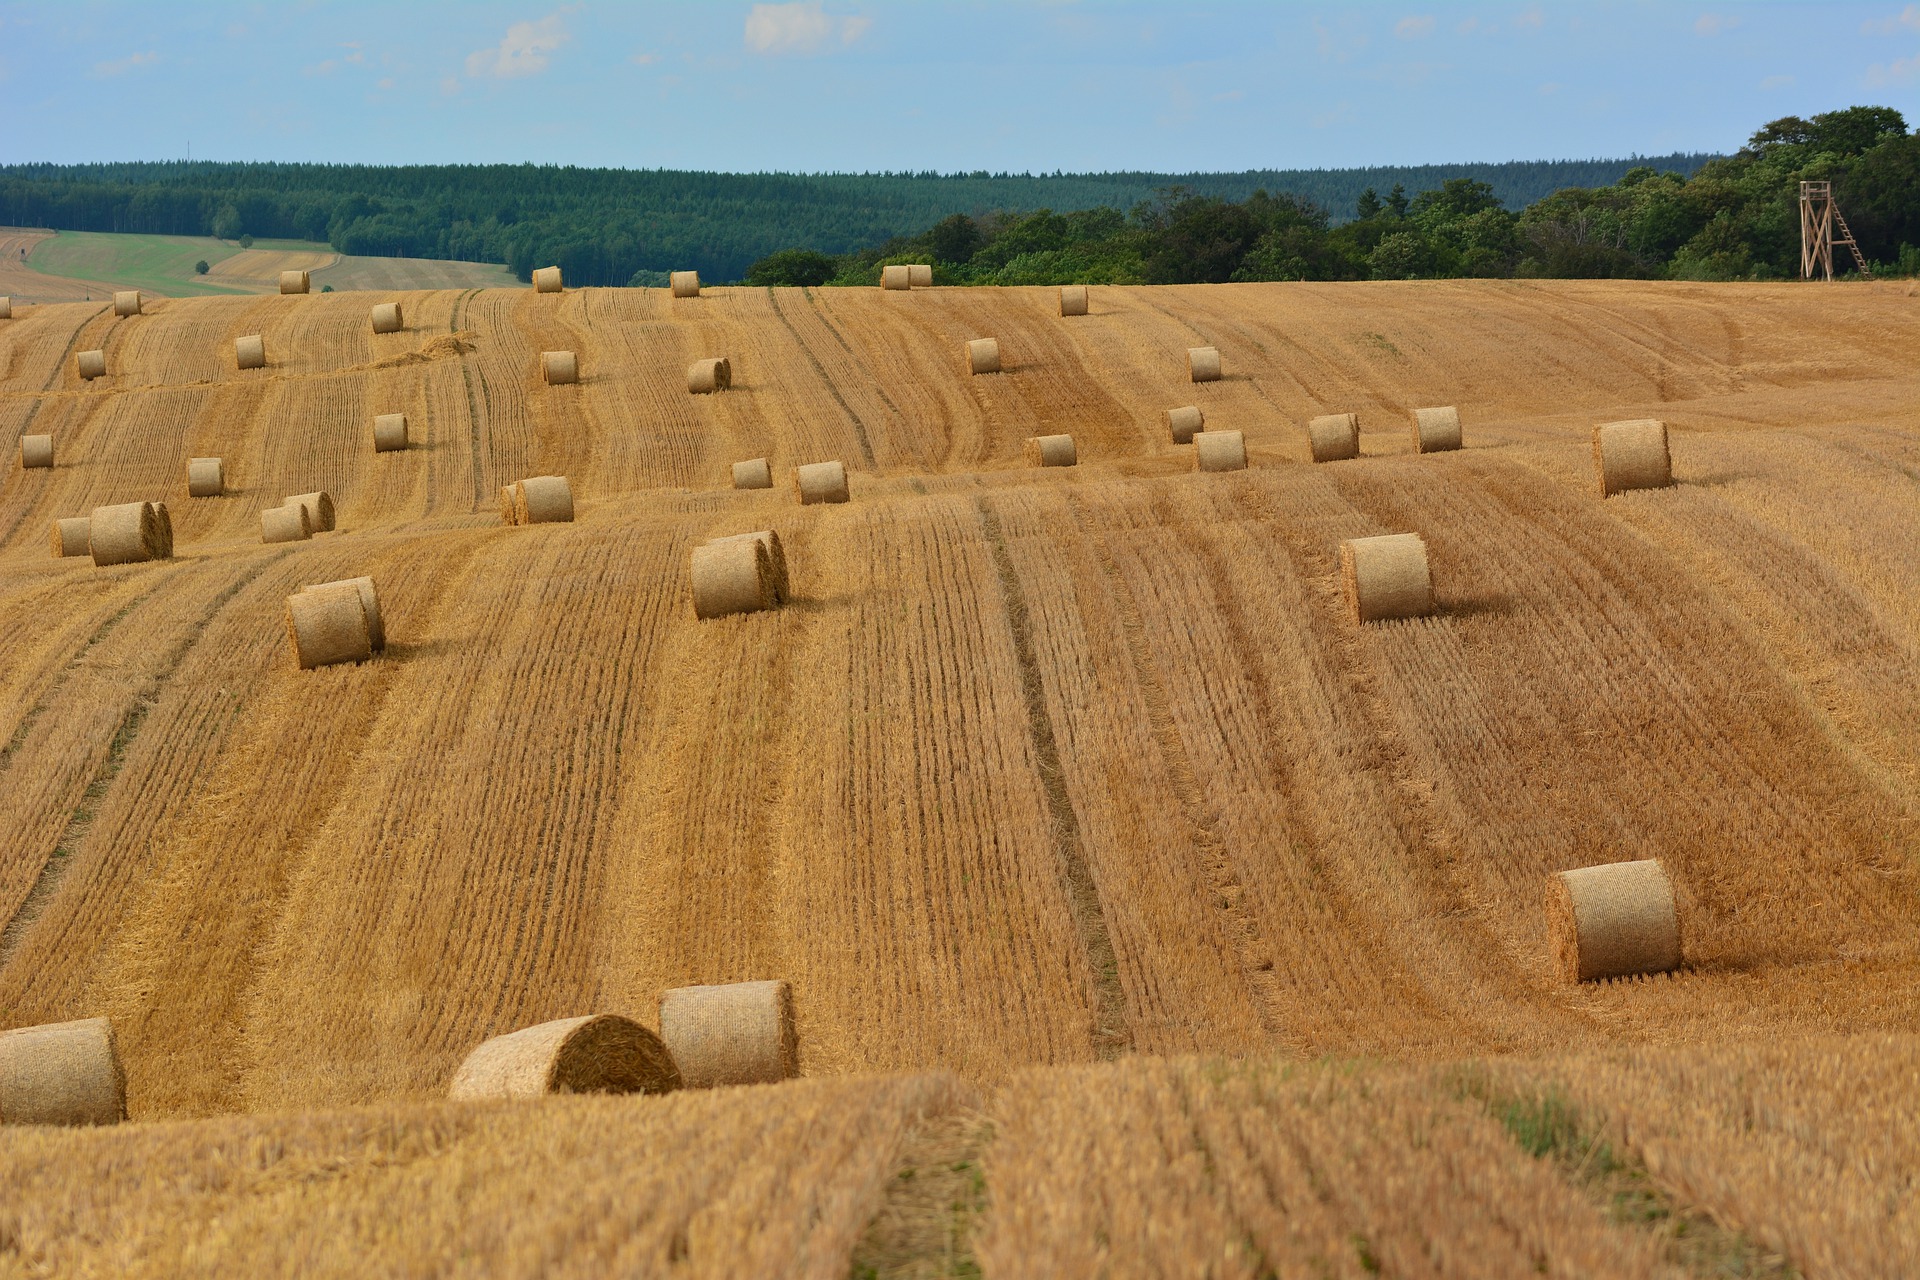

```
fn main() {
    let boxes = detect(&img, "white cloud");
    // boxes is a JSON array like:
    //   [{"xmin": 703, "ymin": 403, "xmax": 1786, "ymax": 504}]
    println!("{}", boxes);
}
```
[
  {"xmin": 466, "ymin": 13, "xmax": 570, "ymax": 78},
  {"xmin": 1394, "ymin": 15, "xmax": 1435, "ymax": 39},
  {"xmin": 744, "ymin": 3, "xmax": 869, "ymax": 55},
  {"xmin": 1866, "ymin": 51, "xmax": 1920, "ymax": 83},
  {"xmin": 91, "ymin": 51, "xmax": 158, "ymax": 78},
  {"xmin": 630, "ymin": 51, "xmax": 662, "ymax": 65},
  {"xmin": 1694, "ymin": 13, "xmax": 1739, "ymax": 36},
  {"xmin": 1513, "ymin": 7, "xmax": 1545, "ymax": 30},
  {"xmin": 1862, "ymin": 6, "xmax": 1920, "ymax": 34}
]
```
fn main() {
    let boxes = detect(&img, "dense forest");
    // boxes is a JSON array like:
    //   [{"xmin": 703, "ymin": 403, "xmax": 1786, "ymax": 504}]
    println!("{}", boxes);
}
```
[
  {"xmin": 0, "ymin": 155, "xmax": 1714, "ymax": 286},
  {"xmin": 750, "ymin": 106, "xmax": 1917, "ymax": 287}
]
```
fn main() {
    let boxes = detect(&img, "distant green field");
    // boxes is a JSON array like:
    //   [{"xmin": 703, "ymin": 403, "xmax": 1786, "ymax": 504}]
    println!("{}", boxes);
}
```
[{"xmin": 24, "ymin": 231, "xmax": 321, "ymax": 296}]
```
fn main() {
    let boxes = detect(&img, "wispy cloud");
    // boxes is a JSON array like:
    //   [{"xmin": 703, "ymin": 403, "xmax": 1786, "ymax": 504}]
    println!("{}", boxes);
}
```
[
  {"xmin": 1394, "ymin": 15, "xmax": 1435, "ymax": 39},
  {"xmin": 1861, "ymin": 5, "xmax": 1920, "ymax": 34},
  {"xmin": 745, "ymin": 3, "xmax": 870, "ymax": 55},
  {"xmin": 1513, "ymin": 7, "xmax": 1545, "ymax": 30},
  {"xmin": 1866, "ymin": 51, "xmax": 1920, "ymax": 84},
  {"xmin": 1694, "ymin": 13, "xmax": 1740, "ymax": 36},
  {"xmin": 92, "ymin": 50, "xmax": 158, "ymax": 78},
  {"xmin": 466, "ymin": 13, "xmax": 570, "ymax": 78},
  {"xmin": 630, "ymin": 51, "xmax": 662, "ymax": 66},
  {"xmin": 1759, "ymin": 73, "xmax": 1794, "ymax": 89}
]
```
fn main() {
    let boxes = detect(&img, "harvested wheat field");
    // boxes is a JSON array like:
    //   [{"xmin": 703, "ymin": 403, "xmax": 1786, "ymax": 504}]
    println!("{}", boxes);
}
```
[{"xmin": 0, "ymin": 279, "xmax": 1915, "ymax": 1275}]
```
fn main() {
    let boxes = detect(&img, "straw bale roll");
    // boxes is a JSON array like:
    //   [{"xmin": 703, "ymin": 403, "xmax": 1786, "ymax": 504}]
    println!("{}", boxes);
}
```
[
  {"xmin": 370, "ymin": 302, "xmax": 404, "ymax": 335},
  {"xmin": 113, "ymin": 291, "xmax": 142, "ymax": 318},
  {"xmin": 373, "ymin": 413, "xmax": 409, "ymax": 453},
  {"xmin": 795, "ymin": 460, "xmax": 849, "ymax": 505},
  {"xmin": 1164, "ymin": 405, "xmax": 1205, "ymax": 444},
  {"xmin": 967, "ymin": 338, "xmax": 1001, "ymax": 375},
  {"xmin": 1059, "ymin": 285, "xmax": 1088, "ymax": 317},
  {"xmin": 907, "ymin": 264, "xmax": 933, "ymax": 288},
  {"xmin": 88, "ymin": 502, "xmax": 162, "ymax": 567},
  {"xmin": 1593, "ymin": 419, "xmax": 1673, "ymax": 497},
  {"xmin": 235, "ymin": 335, "xmax": 266, "ymax": 370},
  {"xmin": 1194, "ymin": 430, "xmax": 1247, "ymax": 473},
  {"xmin": 515, "ymin": 475, "xmax": 575, "ymax": 524},
  {"xmin": 1308, "ymin": 413, "xmax": 1361, "ymax": 463},
  {"xmin": 286, "ymin": 582, "xmax": 373, "ymax": 669},
  {"xmin": 499, "ymin": 486, "xmax": 520, "ymax": 526},
  {"xmin": 1189, "ymin": 346, "xmax": 1222, "ymax": 382},
  {"xmin": 187, "ymin": 457, "xmax": 224, "ymax": 497},
  {"xmin": 0, "ymin": 1018, "xmax": 126, "ymax": 1126},
  {"xmin": 881, "ymin": 265, "xmax": 911, "ymax": 291},
  {"xmin": 659, "ymin": 981, "xmax": 798, "ymax": 1088},
  {"xmin": 1340, "ymin": 533, "xmax": 1435, "ymax": 623},
  {"xmin": 285, "ymin": 491, "xmax": 336, "ymax": 532},
  {"xmin": 1411, "ymin": 406, "xmax": 1462, "ymax": 453},
  {"xmin": 20, "ymin": 435, "xmax": 52, "ymax": 469},
  {"xmin": 448, "ymin": 1014, "xmax": 681, "ymax": 1101},
  {"xmin": 687, "ymin": 357, "xmax": 732, "ymax": 394},
  {"xmin": 279, "ymin": 270, "xmax": 310, "ymax": 295},
  {"xmin": 1547, "ymin": 859, "xmax": 1682, "ymax": 982},
  {"xmin": 670, "ymin": 270, "xmax": 701, "ymax": 298},
  {"xmin": 691, "ymin": 540, "xmax": 777, "ymax": 619},
  {"xmin": 51, "ymin": 517, "xmax": 90, "ymax": 558},
  {"xmin": 0, "ymin": 296, "xmax": 12, "ymax": 319},
  {"xmin": 707, "ymin": 530, "xmax": 789, "ymax": 602},
  {"xmin": 1024, "ymin": 434, "xmax": 1077, "ymax": 467},
  {"xmin": 541, "ymin": 351, "xmax": 579, "ymax": 385},
  {"xmin": 153, "ymin": 502, "xmax": 174, "ymax": 559},
  {"xmin": 532, "ymin": 266, "xmax": 564, "ymax": 293},
  {"xmin": 77, "ymin": 350, "xmax": 107, "ymax": 381},
  {"xmin": 732, "ymin": 458, "xmax": 773, "ymax": 490},
  {"xmin": 261, "ymin": 504, "xmax": 312, "ymax": 544},
  {"xmin": 303, "ymin": 576, "xmax": 385, "ymax": 651}
]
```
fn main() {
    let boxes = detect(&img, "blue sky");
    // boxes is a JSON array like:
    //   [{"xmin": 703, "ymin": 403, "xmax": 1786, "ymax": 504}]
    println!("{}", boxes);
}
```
[{"xmin": 1, "ymin": 2, "xmax": 1915, "ymax": 172}]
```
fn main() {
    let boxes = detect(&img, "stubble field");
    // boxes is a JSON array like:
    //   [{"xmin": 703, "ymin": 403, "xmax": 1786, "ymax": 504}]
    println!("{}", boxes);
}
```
[{"xmin": 0, "ymin": 278, "xmax": 1914, "ymax": 1275}]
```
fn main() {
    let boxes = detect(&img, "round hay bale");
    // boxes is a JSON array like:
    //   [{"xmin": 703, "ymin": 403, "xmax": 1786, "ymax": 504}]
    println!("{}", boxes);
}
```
[
  {"xmin": 285, "ymin": 582, "xmax": 373, "ymax": 669},
  {"xmin": 20, "ymin": 435, "xmax": 52, "ymax": 469},
  {"xmin": 687, "ymin": 357, "xmax": 732, "ymax": 394},
  {"xmin": 0, "ymin": 296, "xmax": 12, "ymax": 320},
  {"xmin": 302, "ymin": 576, "xmax": 385, "ymax": 652},
  {"xmin": 88, "ymin": 502, "xmax": 162, "ymax": 567},
  {"xmin": 967, "ymin": 338, "xmax": 1001, "ymax": 375},
  {"xmin": 1411, "ymin": 406, "xmax": 1461, "ymax": 453},
  {"xmin": 907, "ymin": 264, "xmax": 933, "ymax": 288},
  {"xmin": 1164, "ymin": 405, "xmax": 1205, "ymax": 444},
  {"xmin": 261, "ymin": 504, "xmax": 312, "ymax": 544},
  {"xmin": 707, "ymin": 530, "xmax": 789, "ymax": 602},
  {"xmin": 691, "ymin": 540, "xmax": 777, "ymax": 619},
  {"xmin": 1058, "ymin": 285, "xmax": 1089, "ymax": 316},
  {"xmin": 0, "ymin": 1017, "xmax": 126, "ymax": 1126},
  {"xmin": 794, "ymin": 460, "xmax": 849, "ymax": 505},
  {"xmin": 1024, "ymin": 434, "xmax": 1077, "ymax": 467},
  {"xmin": 532, "ymin": 266, "xmax": 564, "ymax": 293},
  {"xmin": 153, "ymin": 502, "xmax": 173, "ymax": 559},
  {"xmin": 1189, "ymin": 346, "xmax": 1222, "ymax": 383},
  {"xmin": 187, "ymin": 457, "xmax": 224, "ymax": 497},
  {"xmin": 1308, "ymin": 413, "xmax": 1360, "ymax": 463},
  {"xmin": 659, "ymin": 981, "xmax": 798, "ymax": 1088},
  {"xmin": 279, "ymin": 270, "xmax": 310, "ymax": 295},
  {"xmin": 1593, "ymin": 419, "xmax": 1672, "ymax": 497},
  {"xmin": 51, "ymin": 517, "xmax": 90, "ymax": 558},
  {"xmin": 235, "ymin": 335, "xmax": 267, "ymax": 371},
  {"xmin": 880, "ymin": 265, "xmax": 912, "ymax": 291},
  {"xmin": 499, "ymin": 485, "xmax": 520, "ymax": 526},
  {"xmin": 732, "ymin": 458, "xmax": 773, "ymax": 490},
  {"xmin": 285, "ymin": 491, "xmax": 336, "ymax": 533},
  {"xmin": 1194, "ymin": 430, "xmax": 1246, "ymax": 473},
  {"xmin": 370, "ymin": 302, "xmax": 404, "ymax": 335},
  {"xmin": 1340, "ymin": 532, "xmax": 1434, "ymax": 623},
  {"xmin": 670, "ymin": 270, "xmax": 701, "ymax": 298},
  {"xmin": 1546, "ymin": 859, "xmax": 1682, "ymax": 982},
  {"xmin": 448, "ymin": 1014, "xmax": 681, "ymax": 1101},
  {"xmin": 373, "ymin": 413, "xmax": 409, "ymax": 453},
  {"xmin": 541, "ymin": 351, "xmax": 579, "ymax": 385},
  {"xmin": 113, "ymin": 291, "xmax": 142, "ymax": 318},
  {"xmin": 515, "ymin": 475, "xmax": 575, "ymax": 525},
  {"xmin": 76, "ymin": 350, "xmax": 107, "ymax": 381}
]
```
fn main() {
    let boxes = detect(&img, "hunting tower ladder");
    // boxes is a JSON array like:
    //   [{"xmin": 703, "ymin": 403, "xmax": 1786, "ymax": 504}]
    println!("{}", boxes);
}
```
[{"xmin": 1800, "ymin": 181, "xmax": 1872, "ymax": 281}]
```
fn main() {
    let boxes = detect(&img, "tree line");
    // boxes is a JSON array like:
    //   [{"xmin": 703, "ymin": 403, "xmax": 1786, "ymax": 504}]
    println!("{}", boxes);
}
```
[
  {"xmin": 748, "ymin": 106, "xmax": 1917, "ymax": 287},
  {"xmin": 0, "ymin": 155, "xmax": 1714, "ymax": 287}
]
